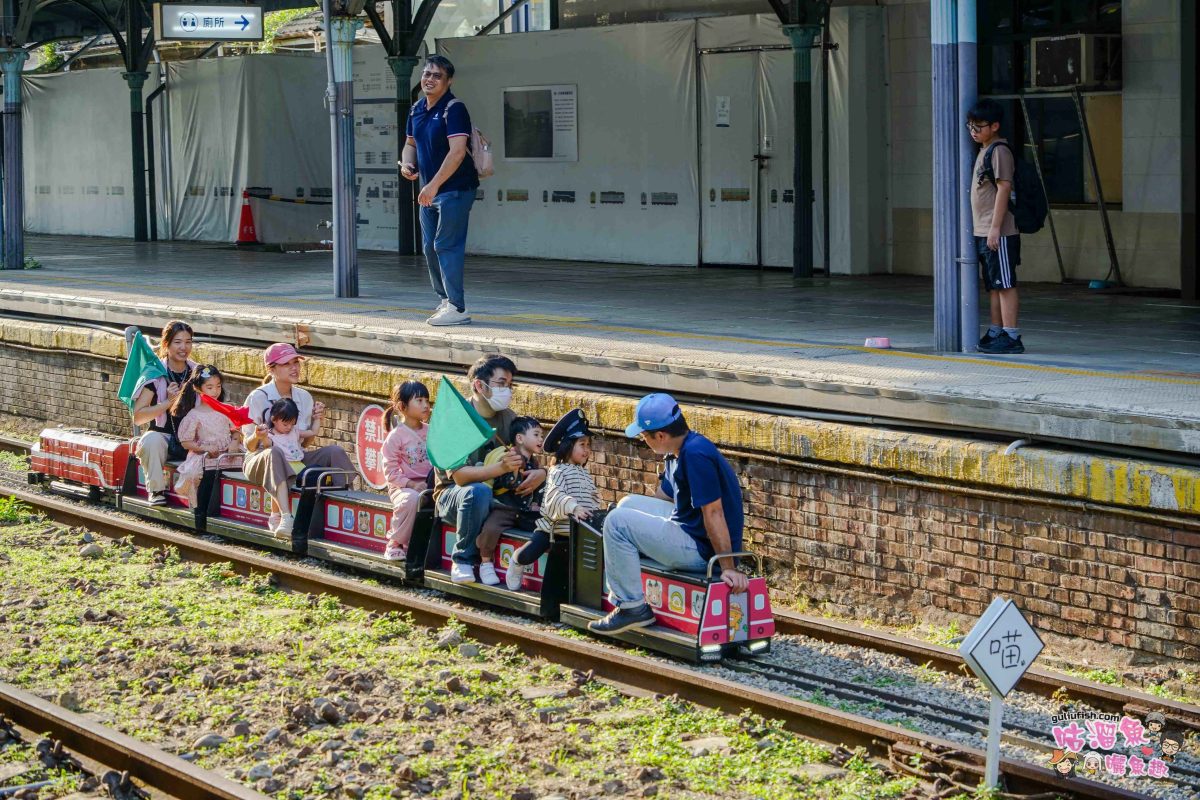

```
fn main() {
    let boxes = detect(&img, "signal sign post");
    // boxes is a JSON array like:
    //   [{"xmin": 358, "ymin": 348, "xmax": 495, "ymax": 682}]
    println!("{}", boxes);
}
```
[{"xmin": 959, "ymin": 597, "xmax": 1045, "ymax": 789}]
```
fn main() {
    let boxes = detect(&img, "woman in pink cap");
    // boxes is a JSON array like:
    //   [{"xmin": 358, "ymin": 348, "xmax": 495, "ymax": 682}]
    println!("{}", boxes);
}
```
[{"xmin": 241, "ymin": 343, "xmax": 354, "ymax": 535}]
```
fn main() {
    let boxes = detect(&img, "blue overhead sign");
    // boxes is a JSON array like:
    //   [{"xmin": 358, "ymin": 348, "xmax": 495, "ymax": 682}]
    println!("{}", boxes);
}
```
[{"xmin": 154, "ymin": 4, "xmax": 264, "ymax": 41}]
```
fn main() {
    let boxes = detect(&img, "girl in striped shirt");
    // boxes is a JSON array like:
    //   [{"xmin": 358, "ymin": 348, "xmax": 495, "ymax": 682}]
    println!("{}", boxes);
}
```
[{"xmin": 506, "ymin": 409, "xmax": 598, "ymax": 591}]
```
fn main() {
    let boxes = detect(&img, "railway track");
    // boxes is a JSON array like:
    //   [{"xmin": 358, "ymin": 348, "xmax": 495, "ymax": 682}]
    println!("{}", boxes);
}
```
[
  {"xmin": 0, "ymin": 482, "xmax": 1165, "ymax": 800},
  {"xmin": 0, "ymin": 683, "xmax": 262, "ymax": 800}
]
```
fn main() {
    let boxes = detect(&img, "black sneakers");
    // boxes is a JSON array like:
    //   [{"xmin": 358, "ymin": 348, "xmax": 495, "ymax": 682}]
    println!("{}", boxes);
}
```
[
  {"xmin": 587, "ymin": 604, "xmax": 656, "ymax": 635},
  {"xmin": 978, "ymin": 331, "xmax": 998, "ymax": 349},
  {"xmin": 979, "ymin": 332, "xmax": 1025, "ymax": 354}
]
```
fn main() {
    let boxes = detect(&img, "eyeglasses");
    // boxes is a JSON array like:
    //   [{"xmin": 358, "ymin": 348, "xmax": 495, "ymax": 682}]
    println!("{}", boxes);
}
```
[
  {"xmin": 487, "ymin": 380, "xmax": 514, "ymax": 389},
  {"xmin": 421, "ymin": 71, "xmax": 447, "ymax": 81},
  {"xmin": 966, "ymin": 122, "xmax": 990, "ymax": 133}
]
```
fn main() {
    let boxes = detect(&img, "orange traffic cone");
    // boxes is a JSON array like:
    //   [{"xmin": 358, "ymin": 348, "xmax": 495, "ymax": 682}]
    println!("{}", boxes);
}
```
[{"xmin": 236, "ymin": 190, "xmax": 259, "ymax": 246}]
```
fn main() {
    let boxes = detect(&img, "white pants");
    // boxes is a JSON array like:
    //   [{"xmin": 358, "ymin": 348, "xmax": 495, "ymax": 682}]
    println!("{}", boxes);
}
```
[{"xmin": 135, "ymin": 431, "xmax": 172, "ymax": 493}]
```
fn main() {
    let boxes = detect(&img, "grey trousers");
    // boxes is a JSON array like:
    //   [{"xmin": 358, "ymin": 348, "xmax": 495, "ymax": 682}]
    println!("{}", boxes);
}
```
[{"xmin": 243, "ymin": 444, "xmax": 354, "ymax": 496}]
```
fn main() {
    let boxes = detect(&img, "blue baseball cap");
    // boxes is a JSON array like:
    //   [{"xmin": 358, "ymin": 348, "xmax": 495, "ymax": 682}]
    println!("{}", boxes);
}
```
[{"xmin": 625, "ymin": 393, "xmax": 683, "ymax": 438}]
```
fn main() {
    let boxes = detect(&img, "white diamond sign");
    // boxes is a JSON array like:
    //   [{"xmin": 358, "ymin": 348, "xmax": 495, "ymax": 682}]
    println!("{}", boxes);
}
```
[{"xmin": 960, "ymin": 597, "xmax": 1044, "ymax": 698}]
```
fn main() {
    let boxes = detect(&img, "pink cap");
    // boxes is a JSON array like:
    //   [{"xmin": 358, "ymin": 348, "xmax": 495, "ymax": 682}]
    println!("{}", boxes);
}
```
[{"xmin": 264, "ymin": 342, "xmax": 304, "ymax": 366}]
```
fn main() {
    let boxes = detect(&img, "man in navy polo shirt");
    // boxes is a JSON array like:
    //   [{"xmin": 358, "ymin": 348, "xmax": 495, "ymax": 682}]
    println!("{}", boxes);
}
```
[
  {"xmin": 589, "ymin": 393, "xmax": 749, "ymax": 635},
  {"xmin": 400, "ymin": 55, "xmax": 480, "ymax": 327}
]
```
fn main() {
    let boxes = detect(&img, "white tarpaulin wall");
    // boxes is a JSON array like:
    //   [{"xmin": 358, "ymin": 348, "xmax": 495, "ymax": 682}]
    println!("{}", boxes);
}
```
[
  {"xmin": 22, "ymin": 66, "xmax": 160, "ymax": 237},
  {"xmin": 165, "ymin": 55, "xmax": 330, "ymax": 244},
  {"xmin": 440, "ymin": 21, "xmax": 699, "ymax": 265},
  {"xmin": 353, "ymin": 47, "xmax": 401, "ymax": 252}
]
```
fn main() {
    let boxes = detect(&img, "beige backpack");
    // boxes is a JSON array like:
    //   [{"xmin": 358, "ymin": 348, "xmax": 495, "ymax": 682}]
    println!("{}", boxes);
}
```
[{"xmin": 446, "ymin": 99, "xmax": 494, "ymax": 179}]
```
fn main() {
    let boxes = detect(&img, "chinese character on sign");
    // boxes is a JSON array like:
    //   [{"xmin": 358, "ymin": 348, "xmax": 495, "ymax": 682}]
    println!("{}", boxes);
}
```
[
  {"xmin": 1147, "ymin": 759, "xmax": 1169, "ymax": 779},
  {"xmin": 1118, "ymin": 715, "xmax": 1148, "ymax": 747},
  {"xmin": 364, "ymin": 447, "xmax": 378, "ymax": 471},
  {"xmin": 1127, "ymin": 756, "xmax": 1146, "ymax": 777},
  {"xmin": 1052, "ymin": 722, "xmax": 1086, "ymax": 753},
  {"xmin": 1085, "ymin": 719, "xmax": 1118, "ymax": 750},
  {"xmin": 988, "ymin": 629, "xmax": 1024, "ymax": 669},
  {"xmin": 1104, "ymin": 753, "xmax": 1128, "ymax": 776},
  {"xmin": 203, "ymin": 16, "xmax": 213, "ymax": 26}
]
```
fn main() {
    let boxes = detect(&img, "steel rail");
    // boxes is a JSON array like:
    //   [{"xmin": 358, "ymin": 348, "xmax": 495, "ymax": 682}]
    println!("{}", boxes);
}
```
[
  {"xmin": 0, "ymin": 485, "xmax": 1150, "ymax": 800},
  {"xmin": 0, "ymin": 683, "xmax": 265, "ymax": 800},
  {"xmin": 773, "ymin": 611, "xmax": 1200, "ymax": 734}
]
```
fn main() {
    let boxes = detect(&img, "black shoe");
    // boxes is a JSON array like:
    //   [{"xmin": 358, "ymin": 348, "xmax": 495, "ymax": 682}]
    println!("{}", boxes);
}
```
[
  {"xmin": 146, "ymin": 491, "xmax": 168, "ymax": 506},
  {"xmin": 978, "ymin": 332, "xmax": 1025, "ymax": 355},
  {"xmin": 978, "ymin": 332, "xmax": 997, "ymax": 349},
  {"xmin": 588, "ymin": 604, "xmax": 655, "ymax": 635}
]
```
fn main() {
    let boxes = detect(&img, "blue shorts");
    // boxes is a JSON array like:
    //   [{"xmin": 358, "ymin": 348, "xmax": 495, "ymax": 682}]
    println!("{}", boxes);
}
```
[{"xmin": 975, "ymin": 235, "xmax": 1020, "ymax": 291}]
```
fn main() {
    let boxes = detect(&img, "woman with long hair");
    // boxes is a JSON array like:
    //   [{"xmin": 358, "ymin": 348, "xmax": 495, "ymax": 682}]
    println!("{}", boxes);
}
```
[{"xmin": 131, "ymin": 320, "xmax": 196, "ymax": 504}]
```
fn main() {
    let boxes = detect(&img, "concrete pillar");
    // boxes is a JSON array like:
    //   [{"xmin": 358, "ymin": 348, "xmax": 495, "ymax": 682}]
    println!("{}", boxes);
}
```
[
  {"xmin": 956, "ymin": 0, "xmax": 977, "ymax": 351},
  {"xmin": 784, "ymin": 23, "xmax": 821, "ymax": 280},
  {"xmin": 328, "ymin": 16, "xmax": 361, "ymax": 298},
  {"xmin": 0, "ymin": 49, "xmax": 28, "ymax": 271},
  {"xmin": 387, "ymin": 54, "xmax": 420, "ymax": 256},
  {"xmin": 122, "ymin": 71, "xmax": 150, "ymax": 243},
  {"xmin": 930, "ymin": 0, "xmax": 960, "ymax": 352}
]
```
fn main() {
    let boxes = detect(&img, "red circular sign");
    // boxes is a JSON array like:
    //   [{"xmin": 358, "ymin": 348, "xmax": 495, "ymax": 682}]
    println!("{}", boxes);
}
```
[{"xmin": 355, "ymin": 404, "xmax": 388, "ymax": 490}]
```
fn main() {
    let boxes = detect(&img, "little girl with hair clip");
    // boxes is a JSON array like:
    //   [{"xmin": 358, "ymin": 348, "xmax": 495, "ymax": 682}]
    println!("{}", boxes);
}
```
[
  {"xmin": 507, "ymin": 408, "xmax": 598, "ymax": 591},
  {"xmin": 171, "ymin": 365, "xmax": 242, "ymax": 507},
  {"xmin": 379, "ymin": 380, "xmax": 432, "ymax": 560},
  {"xmin": 245, "ymin": 398, "xmax": 305, "ymax": 534}
]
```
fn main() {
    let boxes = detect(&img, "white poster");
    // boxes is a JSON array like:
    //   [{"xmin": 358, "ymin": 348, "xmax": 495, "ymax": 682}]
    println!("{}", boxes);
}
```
[
  {"xmin": 353, "ymin": 48, "xmax": 401, "ymax": 251},
  {"xmin": 715, "ymin": 95, "xmax": 731, "ymax": 127},
  {"xmin": 502, "ymin": 84, "xmax": 578, "ymax": 162}
]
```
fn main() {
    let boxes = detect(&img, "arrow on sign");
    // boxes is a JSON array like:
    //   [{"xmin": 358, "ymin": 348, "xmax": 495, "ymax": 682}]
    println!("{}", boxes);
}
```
[{"xmin": 236, "ymin": 14, "xmax": 250, "ymax": 29}]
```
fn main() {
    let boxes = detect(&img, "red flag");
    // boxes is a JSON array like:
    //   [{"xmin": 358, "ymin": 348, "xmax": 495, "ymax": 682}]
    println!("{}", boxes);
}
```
[{"xmin": 200, "ymin": 393, "xmax": 254, "ymax": 427}]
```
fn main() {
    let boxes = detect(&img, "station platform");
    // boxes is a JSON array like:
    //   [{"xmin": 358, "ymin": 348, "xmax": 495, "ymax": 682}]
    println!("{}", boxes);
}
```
[{"xmin": 3, "ymin": 234, "xmax": 1199, "ymax": 456}]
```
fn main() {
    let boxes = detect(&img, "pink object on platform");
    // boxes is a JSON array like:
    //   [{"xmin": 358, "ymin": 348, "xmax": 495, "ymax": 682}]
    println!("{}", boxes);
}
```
[{"xmin": 864, "ymin": 337, "xmax": 891, "ymax": 349}]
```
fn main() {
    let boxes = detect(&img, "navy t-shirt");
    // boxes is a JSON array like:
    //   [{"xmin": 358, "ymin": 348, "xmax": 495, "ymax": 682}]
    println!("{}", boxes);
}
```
[
  {"xmin": 406, "ymin": 92, "xmax": 480, "ymax": 195},
  {"xmin": 659, "ymin": 431, "xmax": 744, "ymax": 561}
]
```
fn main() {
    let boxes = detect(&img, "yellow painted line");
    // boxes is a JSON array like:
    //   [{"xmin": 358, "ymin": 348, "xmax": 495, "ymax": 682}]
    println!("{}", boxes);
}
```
[{"xmin": 5, "ymin": 273, "xmax": 1200, "ymax": 387}]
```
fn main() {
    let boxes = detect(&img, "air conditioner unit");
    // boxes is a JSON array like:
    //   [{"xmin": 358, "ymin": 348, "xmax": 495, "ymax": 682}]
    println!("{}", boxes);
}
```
[{"xmin": 1029, "ymin": 34, "xmax": 1122, "ymax": 89}]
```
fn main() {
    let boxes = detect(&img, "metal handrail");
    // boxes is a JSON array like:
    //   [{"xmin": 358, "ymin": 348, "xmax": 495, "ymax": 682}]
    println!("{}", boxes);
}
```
[{"xmin": 705, "ymin": 551, "xmax": 762, "ymax": 579}]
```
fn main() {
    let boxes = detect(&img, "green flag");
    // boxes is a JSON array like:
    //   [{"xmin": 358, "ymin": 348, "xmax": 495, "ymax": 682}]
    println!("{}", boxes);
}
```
[
  {"xmin": 117, "ymin": 331, "xmax": 169, "ymax": 413},
  {"xmin": 427, "ymin": 376, "xmax": 495, "ymax": 470}
]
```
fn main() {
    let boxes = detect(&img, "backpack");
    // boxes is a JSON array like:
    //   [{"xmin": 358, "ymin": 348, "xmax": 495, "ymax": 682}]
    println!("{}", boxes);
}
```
[
  {"xmin": 983, "ymin": 141, "xmax": 1048, "ymax": 235},
  {"xmin": 446, "ymin": 99, "xmax": 494, "ymax": 179}
]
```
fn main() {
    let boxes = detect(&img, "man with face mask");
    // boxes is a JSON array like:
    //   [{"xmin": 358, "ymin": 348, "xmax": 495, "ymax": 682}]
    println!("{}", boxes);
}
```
[
  {"xmin": 589, "ymin": 393, "xmax": 748, "ymax": 635},
  {"xmin": 433, "ymin": 355, "xmax": 547, "ymax": 584}
]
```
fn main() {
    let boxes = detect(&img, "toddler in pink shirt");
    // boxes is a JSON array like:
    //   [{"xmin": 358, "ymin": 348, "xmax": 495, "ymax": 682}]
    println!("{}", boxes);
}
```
[{"xmin": 379, "ymin": 380, "xmax": 432, "ymax": 560}]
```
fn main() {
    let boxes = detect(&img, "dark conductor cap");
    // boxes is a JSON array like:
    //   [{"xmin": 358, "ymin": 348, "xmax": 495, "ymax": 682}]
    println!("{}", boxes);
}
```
[{"xmin": 544, "ymin": 408, "xmax": 591, "ymax": 454}]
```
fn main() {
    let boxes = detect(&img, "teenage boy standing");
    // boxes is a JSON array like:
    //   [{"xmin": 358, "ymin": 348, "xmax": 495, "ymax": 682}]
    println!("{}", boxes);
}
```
[{"xmin": 968, "ymin": 99, "xmax": 1025, "ymax": 355}]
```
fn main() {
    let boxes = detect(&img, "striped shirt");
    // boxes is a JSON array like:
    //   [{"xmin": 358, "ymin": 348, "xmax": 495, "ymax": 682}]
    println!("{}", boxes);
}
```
[{"xmin": 535, "ymin": 463, "xmax": 599, "ymax": 537}]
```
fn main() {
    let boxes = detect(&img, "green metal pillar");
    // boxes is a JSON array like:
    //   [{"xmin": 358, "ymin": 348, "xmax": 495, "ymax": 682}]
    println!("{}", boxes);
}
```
[
  {"xmin": 783, "ymin": 23, "xmax": 821, "ymax": 280},
  {"xmin": 123, "ymin": 70, "xmax": 150, "ymax": 243},
  {"xmin": 388, "ymin": 54, "xmax": 420, "ymax": 256},
  {"xmin": 1, "ymin": 48, "xmax": 28, "ymax": 270}
]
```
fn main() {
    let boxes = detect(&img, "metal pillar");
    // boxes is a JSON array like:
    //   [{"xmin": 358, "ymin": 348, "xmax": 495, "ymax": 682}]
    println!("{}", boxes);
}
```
[
  {"xmin": 387, "ymin": 54, "xmax": 420, "ymax": 256},
  {"xmin": 784, "ymin": 23, "xmax": 821, "ymax": 279},
  {"xmin": 930, "ymin": 1, "xmax": 960, "ymax": 352},
  {"xmin": 327, "ymin": 14, "xmax": 361, "ymax": 298},
  {"xmin": 0, "ymin": 49, "xmax": 28, "ymax": 270},
  {"xmin": 956, "ymin": 0, "xmax": 977, "ymax": 351},
  {"xmin": 122, "ymin": 71, "xmax": 150, "ymax": 243}
]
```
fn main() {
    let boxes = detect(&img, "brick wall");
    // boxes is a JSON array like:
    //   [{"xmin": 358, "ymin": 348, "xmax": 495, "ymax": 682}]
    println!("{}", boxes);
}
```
[{"xmin": 2, "ymin": 342, "xmax": 1196, "ymax": 663}]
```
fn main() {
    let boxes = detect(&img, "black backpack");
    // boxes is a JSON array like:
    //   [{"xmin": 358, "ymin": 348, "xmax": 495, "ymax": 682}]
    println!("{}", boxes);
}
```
[{"xmin": 983, "ymin": 141, "xmax": 1048, "ymax": 235}]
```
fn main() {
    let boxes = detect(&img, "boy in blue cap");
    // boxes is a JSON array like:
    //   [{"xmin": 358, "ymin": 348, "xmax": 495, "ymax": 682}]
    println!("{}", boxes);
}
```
[{"xmin": 589, "ymin": 393, "xmax": 748, "ymax": 635}]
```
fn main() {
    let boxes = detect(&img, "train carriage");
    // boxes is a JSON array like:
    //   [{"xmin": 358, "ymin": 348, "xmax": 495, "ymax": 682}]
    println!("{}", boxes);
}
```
[
  {"xmin": 119, "ymin": 449, "xmax": 211, "ymax": 530},
  {"xmin": 423, "ymin": 516, "xmax": 571, "ymax": 619},
  {"xmin": 558, "ymin": 516, "xmax": 774, "ymax": 662},
  {"xmin": 203, "ymin": 468, "xmax": 339, "ymax": 554},
  {"xmin": 29, "ymin": 428, "xmax": 129, "ymax": 503},
  {"xmin": 305, "ymin": 487, "xmax": 432, "ymax": 582}
]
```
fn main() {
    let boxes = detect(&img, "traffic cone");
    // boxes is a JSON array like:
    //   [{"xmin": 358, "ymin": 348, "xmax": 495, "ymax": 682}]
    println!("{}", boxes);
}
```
[{"xmin": 236, "ymin": 190, "xmax": 259, "ymax": 246}]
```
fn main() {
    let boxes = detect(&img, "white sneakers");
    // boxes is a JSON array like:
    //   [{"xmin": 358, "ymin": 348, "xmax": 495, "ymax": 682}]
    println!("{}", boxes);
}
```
[
  {"xmin": 478, "ymin": 563, "xmax": 500, "ymax": 586},
  {"xmin": 271, "ymin": 513, "xmax": 294, "ymax": 535},
  {"xmin": 427, "ymin": 299, "xmax": 449, "ymax": 321},
  {"xmin": 450, "ymin": 563, "xmax": 475, "ymax": 583},
  {"xmin": 427, "ymin": 304, "xmax": 471, "ymax": 326},
  {"xmin": 505, "ymin": 561, "xmax": 526, "ymax": 591}
]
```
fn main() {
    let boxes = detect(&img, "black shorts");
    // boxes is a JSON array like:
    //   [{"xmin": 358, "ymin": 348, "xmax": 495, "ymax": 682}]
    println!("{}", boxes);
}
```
[{"xmin": 975, "ymin": 234, "xmax": 1020, "ymax": 291}]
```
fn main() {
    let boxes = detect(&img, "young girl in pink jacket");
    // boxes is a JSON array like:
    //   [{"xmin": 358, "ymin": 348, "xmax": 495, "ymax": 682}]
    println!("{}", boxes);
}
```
[{"xmin": 379, "ymin": 381, "xmax": 432, "ymax": 560}]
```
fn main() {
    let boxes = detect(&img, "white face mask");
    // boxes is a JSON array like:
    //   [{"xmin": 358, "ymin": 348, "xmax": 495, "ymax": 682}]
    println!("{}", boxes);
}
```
[{"xmin": 485, "ymin": 386, "xmax": 513, "ymax": 411}]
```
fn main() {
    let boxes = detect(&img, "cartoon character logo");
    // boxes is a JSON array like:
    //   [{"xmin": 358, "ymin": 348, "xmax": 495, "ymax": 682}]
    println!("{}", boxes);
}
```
[
  {"xmin": 327, "ymin": 505, "xmax": 339, "ymax": 527},
  {"xmin": 1160, "ymin": 729, "xmax": 1183, "ymax": 763},
  {"xmin": 691, "ymin": 591, "xmax": 706, "ymax": 619},
  {"xmin": 668, "ymin": 586, "xmax": 685, "ymax": 614},
  {"xmin": 249, "ymin": 489, "xmax": 261, "ymax": 512},
  {"xmin": 1049, "ymin": 749, "xmax": 1078, "ymax": 777},
  {"xmin": 235, "ymin": 486, "xmax": 247, "ymax": 508},
  {"xmin": 499, "ymin": 545, "xmax": 514, "ymax": 570},
  {"xmin": 645, "ymin": 579, "xmax": 663, "ymax": 608},
  {"xmin": 222, "ymin": 484, "xmax": 234, "ymax": 505},
  {"xmin": 728, "ymin": 603, "xmax": 745, "ymax": 636},
  {"xmin": 358, "ymin": 510, "xmax": 370, "ymax": 534},
  {"xmin": 1081, "ymin": 752, "xmax": 1102, "ymax": 777},
  {"xmin": 374, "ymin": 516, "xmax": 387, "ymax": 538},
  {"xmin": 264, "ymin": 494, "xmax": 273, "ymax": 513},
  {"xmin": 342, "ymin": 508, "xmax": 355, "ymax": 530}
]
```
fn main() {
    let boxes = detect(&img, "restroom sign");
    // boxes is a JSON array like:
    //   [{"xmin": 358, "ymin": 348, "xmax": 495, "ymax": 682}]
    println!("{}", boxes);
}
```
[
  {"xmin": 154, "ymin": 3, "xmax": 264, "ymax": 41},
  {"xmin": 354, "ymin": 404, "xmax": 388, "ymax": 490}
]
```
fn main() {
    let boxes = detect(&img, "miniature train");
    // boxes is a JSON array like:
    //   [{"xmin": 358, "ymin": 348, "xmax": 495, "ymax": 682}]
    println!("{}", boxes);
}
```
[{"xmin": 29, "ymin": 426, "xmax": 775, "ymax": 662}]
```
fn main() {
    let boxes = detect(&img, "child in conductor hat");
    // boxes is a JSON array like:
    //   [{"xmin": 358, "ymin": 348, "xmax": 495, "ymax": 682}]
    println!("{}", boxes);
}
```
[{"xmin": 506, "ymin": 409, "xmax": 599, "ymax": 591}]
